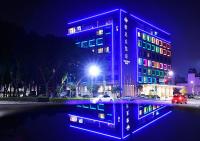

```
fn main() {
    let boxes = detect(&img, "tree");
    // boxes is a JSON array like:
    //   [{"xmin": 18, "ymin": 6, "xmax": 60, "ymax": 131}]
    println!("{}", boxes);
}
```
[
  {"xmin": 111, "ymin": 86, "xmax": 121, "ymax": 98},
  {"xmin": 87, "ymin": 84, "xmax": 100, "ymax": 97}
]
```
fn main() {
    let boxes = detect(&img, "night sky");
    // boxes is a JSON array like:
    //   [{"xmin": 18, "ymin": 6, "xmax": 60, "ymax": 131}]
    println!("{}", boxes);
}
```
[{"xmin": 1, "ymin": 0, "xmax": 200, "ymax": 77}]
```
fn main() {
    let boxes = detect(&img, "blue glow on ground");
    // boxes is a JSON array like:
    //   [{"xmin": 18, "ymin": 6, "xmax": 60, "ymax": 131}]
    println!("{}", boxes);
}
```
[
  {"xmin": 132, "ymin": 111, "xmax": 172, "ymax": 135},
  {"xmin": 70, "ymin": 125, "xmax": 122, "ymax": 139}
]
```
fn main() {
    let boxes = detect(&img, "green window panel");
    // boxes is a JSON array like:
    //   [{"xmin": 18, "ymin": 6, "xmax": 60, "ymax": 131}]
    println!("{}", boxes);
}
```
[
  {"xmin": 147, "ymin": 43, "xmax": 151, "ymax": 50},
  {"xmin": 156, "ymin": 46, "xmax": 160, "ymax": 53},
  {"xmin": 142, "ymin": 33, "xmax": 146, "ymax": 40},
  {"xmin": 151, "ymin": 45, "xmax": 155, "ymax": 52},
  {"xmin": 138, "ymin": 40, "xmax": 142, "ymax": 47},
  {"xmin": 147, "ymin": 35, "xmax": 152, "ymax": 42},
  {"xmin": 148, "ymin": 68, "xmax": 152, "ymax": 75},
  {"xmin": 156, "ymin": 70, "xmax": 160, "ymax": 76},
  {"xmin": 142, "ymin": 41, "xmax": 147, "ymax": 49}
]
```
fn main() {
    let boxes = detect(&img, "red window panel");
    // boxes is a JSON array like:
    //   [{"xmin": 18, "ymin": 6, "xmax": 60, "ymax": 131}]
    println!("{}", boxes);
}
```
[
  {"xmin": 163, "ymin": 49, "xmax": 167, "ymax": 55},
  {"xmin": 143, "ymin": 59, "xmax": 148, "ymax": 67},
  {"xmin": 160, "ymin": 63, "xmax": 163, "ymax": 69},
  {"xmin": 163, "ymin": 64, "xmax": 167, "ymax": 70}
]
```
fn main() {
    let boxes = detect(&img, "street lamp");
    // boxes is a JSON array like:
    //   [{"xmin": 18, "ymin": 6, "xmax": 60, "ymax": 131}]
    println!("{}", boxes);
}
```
[
  {"xmin": 88, "ymin": 65, "xmax": 101, "ymax": 77},
  {"xmin": 190, "ymin": 81, "xmax": 195, "ymax": 95}
]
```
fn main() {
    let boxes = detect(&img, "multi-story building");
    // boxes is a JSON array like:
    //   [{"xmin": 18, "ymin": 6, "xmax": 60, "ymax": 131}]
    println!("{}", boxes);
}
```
[{"xmin": 67, "ymin": 9, "xmax": 174, "ymax": 99}]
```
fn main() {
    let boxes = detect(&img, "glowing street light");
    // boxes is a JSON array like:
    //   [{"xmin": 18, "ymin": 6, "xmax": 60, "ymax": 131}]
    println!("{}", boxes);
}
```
[
  {"xmin": 190, "ymin": 81, "xmax": 194, "ymax": 84},
  {"xmin": 168, "ymin": 70, "xmax": 174, "ymax": 77},
  {"xmin": 88, "ymin": 65, "xmax": 101, "ymax": 77}
]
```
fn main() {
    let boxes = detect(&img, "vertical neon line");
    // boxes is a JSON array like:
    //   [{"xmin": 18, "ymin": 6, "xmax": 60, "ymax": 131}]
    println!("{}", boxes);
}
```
[
  {"xmin": 136, "ymin": 28, "xmax": 139, "ymax": 85},
  {"xmin": 119, "ymin": 9, "xmax": 123, "ymax": 96},
  {"xmin": 121, "ymin": 104, "xmax": 124, "ymax": 138},
  {"xmin": 112, "ymin": 23, "xmax": 114, "ymax": 84},
  {"xmin": 113, "ymin": 103, "xmax": 116, "ymax": 125}
]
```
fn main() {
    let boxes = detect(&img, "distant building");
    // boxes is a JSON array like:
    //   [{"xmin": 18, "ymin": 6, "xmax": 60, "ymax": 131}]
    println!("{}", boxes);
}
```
[{"xmin": 177, "ymin": 68, "xmax": 200, "ymax": 95}]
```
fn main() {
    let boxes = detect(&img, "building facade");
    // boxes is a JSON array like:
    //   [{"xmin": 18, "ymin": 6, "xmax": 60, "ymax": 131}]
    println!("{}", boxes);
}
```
[
  {"xmin": 67, "ymin": 9, "xmax": 174, "ymax": 98},
  {"xmin": 177, "ymin": 70, "xmax": 200, "ymax": 95}
]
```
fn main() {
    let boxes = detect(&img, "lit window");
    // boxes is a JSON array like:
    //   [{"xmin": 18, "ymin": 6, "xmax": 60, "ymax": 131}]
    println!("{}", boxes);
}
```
[
  {"xmin": 125, "ymin": 46, "xmax": 128, "ymax": 51},
  {"xmin": 148, "ymin": 68, "xmax": 152, "ymax": 75},
  {"xmin": 143, "ymin": 59, "xmax": 148, "ymax": 66},
  {"xmin": 77, "ymin": 26, "xmax": 81, "ymax": 31},
  {"xmin": 163, "ymin": 64, "xmax": 167, "ymax": 70},
  {"xmin": 70, "ymin": 116, "xmax": 77, "ymax": 122},
  {"xmin": 89, "ymin": 39, "xmax": 95, "ymax": 47},
  {"xmin": 98, "ymin": 113, "xmax": 105, "ymax": 119},
  {"xmin": 98, "ymin": 48, "xmax": 104, "ymax": 53},
  {"xmin": 138, "ymin": 76, "xmax": 143, "ymax": 83},
  {"xmin": 160, "ymin": 63, "xmax": 163, "ymax": 69},
  {"xmin": 153, "ymin": 77, "xmax": 157, "ymax": 83},
  {"xmin": 159, "ymin": 40, "xmax": 163, "ymax": 46},
  {"xmin": 156, "ymin": 39, "xmax": 159, "ymax": 45},
  {"xmin": 142, "ymin": 41, "xmax": 146, "ymax": 49},
  {"xmin": 168, "ymin": 65, "xmax": 171, "ymax": 70},
  {"xmin": 152, "ymin": 61, "xmax": 155, "ymax": 68},
  {"xmin": 147, "ymin": 35, "xmax": 151, "ymax": 42},
  {"xmin": 105, "ymin": 47, "xmax": 110, "ymax": 53},
  {"xmin": 81, "ymin": 41, "xmax": 88, "ymax": 48},
  {"xmin": 160, "ymin": 48, "xmax": 163, "ymax": 54},
  {"xmin": 163, "ymin": 42, "xmax": 166, "ymax": 48},
  {"xmin": 148, "ymin": 77, "xmax": 152, "ymax": 83},
  {"xmin": 152, "ymin": 69, "xmax": 155, "ymax": 76},
  {"xmin": 143, "ymin": 68, "xmax": 147, "ymax": 74},
  {"xmin": 97, "ymin": 29, "xmax": 104, "ymax": 35},
  {"xmin": 138, "ymin": 58, "xmax": 143, "ymax": 65},
  {"xmin": 125, "ymin": 32, "xmax": 128, "ymax": 37},
  {"xmin": 125, "ymin": 54, "xmax": 128, "ymax": 59},
  {"xmin": 142, "ymin": 33, "xmax": 146, "ymax": 40},
  {"xmin": 125, "ymin": 39, "xmax": 128, "ymax": 44},
  {"xmin": 151, "ymin": 45, "xmax": 155, "ymax": 52},
  {"xmin": 124, "ymin": 17, "xmax": 128, "ymax": 23},
  {"xmin": 156, "ymin": 70, "xmax": 160, "ymax": 76},
  {"xmin": 157, "ymin": 62, "xmax": 160, "ymax": 69},
  {"xmin": 148, "ymin": 60, "xmax": 152, "ymax": 67},
  {"xmin": 147, "ymin": 52, "xmax": 150, "ymax": 58},
  {"xmin": 96, "ymin": 38, "xmax": 103, "ymax": 46},
  {"xmin": 166, "ymin": 43, "xmax": 171, "ymax": 49},
  {"xmin": 68, "ymin": 27, "xmax": 76, "ymax": 34},
  {"xmin": 167, "ymin": 50, "xmax": 171, "ymax": 57},
  {"xmin": 163, "ymin": 49, "xmax": 167, "ymax": 55},
  {"xmin": 152, "ymin": 37, "xmax": 155, "ymax": 44},
  {"xmin": 160, "ymin": 71, "xmax": 164, "ymax": 77},
  {"xmin": 144, "ymin": 76, "xmax": 148, "ymax": 83},
  {"xmin": 124, "ymin": 25, "xmax": 128, "ymax": 30},
  {"xmin": 138, "ymin": 32, "xmax": 141, "ymax": 37},
  {"xmin": 147, "ymin": 43, "xmax": 151, "ymax": 50},
  {"xmin": 156, "ymin": 46, "xmax": 160, "ymax": 53}
]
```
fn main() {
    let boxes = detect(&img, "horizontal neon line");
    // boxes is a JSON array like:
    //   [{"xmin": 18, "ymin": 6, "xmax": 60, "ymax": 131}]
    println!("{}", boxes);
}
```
[
  {"xmin": 138, "ymin": 106, "xmax": 166, "ymax": 120},
  {"xmin": 133, "ymin": 111, "xmax": 172, "ymax": 134},
  {"xmin": 70, "ymin": 125, "xmax": 121, "ymax": 139},
  {"xmin": 130, "ymin": 13, "xmax": 170, "ymax": 35},
  {"xmin": 67, "ymin": 24, "xmax": 112, "ymax": 36},
  {"xmin": 68, "ymin": 9, "xmax": 119, "ymax": 24},
  {"xmin": 68, "ymin": 114, "xmax": 114, "ymax": 125},
  {"xmin": 136, "ymin": 28, "xmax": 171, "ymax": 43}
]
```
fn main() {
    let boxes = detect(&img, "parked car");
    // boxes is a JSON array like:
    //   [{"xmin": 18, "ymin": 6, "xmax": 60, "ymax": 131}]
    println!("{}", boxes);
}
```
[
  {"xmin": 171, "ymin": 94, "xmax": 187, "ymax": 104},
  {"xmin": 59, "ymin": 91, "xmax": 68, "ymax": 98},
  {"xmin": 90, "ymin": 94, "xmax": 114, "ymax": 103},
  {"xmin": 120, "ymin": 96, "xmax": 135, "ymax": 101},
  {"xmin": 138, "ymin": 94, "xmax": 149, "ymax": 99},
  {"xmin": 193, "ymin": 95, "xmax": 200, "ymax": 100},
  {"xmin": 186, "ymin": 94, "xmax": 194, "ymax": 99}
]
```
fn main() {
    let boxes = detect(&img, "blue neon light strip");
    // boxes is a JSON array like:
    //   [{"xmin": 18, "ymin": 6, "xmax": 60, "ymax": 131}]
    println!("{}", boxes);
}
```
[
  {"xmin": 132, "ymin": 111, "xmax": 172, "ymax": 135},
  {"xmin": 138, "ymin": 106, "xmax": 166, "ymax": 120},
  {"xmin": 67, "ymin": 24, "xmax": 112, "ymax": 35},
  {"xmin": 121, "ymin": 104, "xmax": 124, "ymax": 138},
  {"xmin": 136, "ymin": 28, "xmax": 171, "ymax": 43},
  {"xmin": 68, "ymin": 9, "xmax": 119, "ymax": 24},
  {"xmin": 70, "ymin": 125, "xmax": 121, "ymax": 139},
  {"xmin": 123, "ymin": 134, "xmax": 130, "ymax": 139},
  {"xmin": 111, "ymin": 23, "xmax": 114, "ymax": 83},
  {"xmin": 130, "ymin": 13, "xmax": 170, "ymax": 35},
  {"xmin": 119, "ymin": 9, "xmax": 123, "ymax": 94},
  {"xmin": 68, "ymin": 114, "xmax": 114, "ymax": 125}
]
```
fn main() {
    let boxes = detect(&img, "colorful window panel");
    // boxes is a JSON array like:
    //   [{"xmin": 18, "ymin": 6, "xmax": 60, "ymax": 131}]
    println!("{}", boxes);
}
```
[
  {"xmin": 142, "ymin": 33, "xmax": 146, "ymax": 40},
  {"xmin": 163, "ymin": 64, "xmax": 167, "ymax": 70},
  {"xmin": 137, "ymin": 31, "xmax": 141, "ymax": 37},
  {"xmin": 166, "ymin": 43, "xmax": 171, "ymax": 49},
  {"xmin": 147, "ymin": 35, "xmax": 151, "ymax": 42},
  {"xmin": 148, "ymin": 68, "xmax": 152, "ymax": 75},
  {"xmin": 156, "ymin": 46, "xmax": 160, "ymax": 53},
  {"xmin": 151, "ymin": 45, "xmax": 155, "ymax": 52},
  {"xmin": 152, "ymin": 37, "xmax": 155, "ymax": 44},
  {"xmin": 138, "ymin": 76, "xmax": 143, "ymax": 83},
  {"xmin": 143, "ymin": 76, "xmax": 148, "ymax": 83},
  {"xmin": 156, "ymin": 39, "xmax": 159, "ymax": 45},
  {"xmin": 148, "ymin": 77, "xmax": 152, "ymax": 83},
  {"xmin": 138, "ymin": 40, "xmax": 142, "ymax": 47},
  {"xmin": 163, "ymin": 49, "xmax": 167, "ymax": 55},
  {"xmin": 142, "ymin": 41, "xmax": 147, "ymax": 49},
  {"xmin": 143, "ymin": 59, "xmax": 148, "ymax": 67},
  {"xmin": 147, "ymin": 43, "xmax": 151, "ymax": 50},
  {"xmin": 152, "ymin": 61, "xmax": 156, "ymax": 68},
  {"xmin": 160, "ymin": 48, "xmax": 163, "ymax": 54},
  {"xmin": 143, "ymin": 68, "xmax": 147, "ymax": 75},
  {"xmin": 152, "ymin": 69, "xmax": 155, "ymax": 76},
  {"xmin": 138, "ymin": 58, "xmax": 143, "ymax": 65},
  {"xmin": 148, "ymin": 60, "xmax": 152, "ymax": 67},
  {"xmin": 159, "ymin": 40, "xmax": 163, "ymax": 47},
  {"xmin": 167, "ymin": 50, "xmax": 171, "ymax": 57},
  {"xmin": 163, "ymin": 42, "xmax": 166, "ymax": 48},
  {"xmin": 156, "ymin": 70, "xmax": 160, "ymax": 76},
  {"xmin": 160, "ymin": 63, "xmax": 163, "ymax": 69}
]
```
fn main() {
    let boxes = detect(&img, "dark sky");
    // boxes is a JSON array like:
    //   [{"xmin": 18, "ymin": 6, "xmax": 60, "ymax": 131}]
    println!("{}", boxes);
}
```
[{"xmin": 1, "ymin": 0, "xmax": 200, "ymax": 77}]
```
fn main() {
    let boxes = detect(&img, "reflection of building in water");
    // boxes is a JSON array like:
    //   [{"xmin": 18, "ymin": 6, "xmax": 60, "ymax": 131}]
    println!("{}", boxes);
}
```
[
  {"xmin": 68, "ymin": 103, "xmax": 171, "ymax": 139},
  {"xmin": 67, "ymin": 9, "xmax": 173, "ymax": 98}
]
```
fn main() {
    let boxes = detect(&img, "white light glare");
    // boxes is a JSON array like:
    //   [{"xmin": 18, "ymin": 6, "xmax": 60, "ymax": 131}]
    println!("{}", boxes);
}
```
[{"xmin": 88, "ymin": 65, "xmax": 101, "ymax": 77}]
